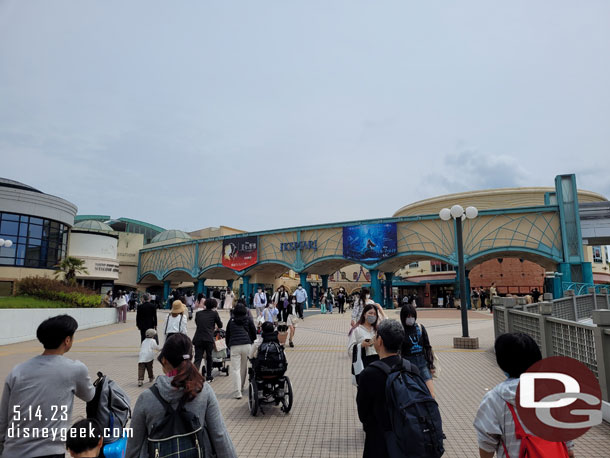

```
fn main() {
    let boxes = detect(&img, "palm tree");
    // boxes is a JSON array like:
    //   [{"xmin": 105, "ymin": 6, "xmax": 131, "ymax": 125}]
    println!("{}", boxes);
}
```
[{"xmin": 54, "ymin": 256, "xmax": 89, "ymax": 285}]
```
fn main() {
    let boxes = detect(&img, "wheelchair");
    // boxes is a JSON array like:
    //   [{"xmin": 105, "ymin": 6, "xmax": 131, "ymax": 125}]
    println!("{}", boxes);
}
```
[{"xmin": 247, "ymin": 358, "xmax": 293, "ymax": 416}]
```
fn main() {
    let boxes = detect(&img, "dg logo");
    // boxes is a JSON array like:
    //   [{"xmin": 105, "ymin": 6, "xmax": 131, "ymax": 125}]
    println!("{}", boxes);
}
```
[{"xmin": 516, "ymin": 356, "xmax": 603, "ymax": 442}]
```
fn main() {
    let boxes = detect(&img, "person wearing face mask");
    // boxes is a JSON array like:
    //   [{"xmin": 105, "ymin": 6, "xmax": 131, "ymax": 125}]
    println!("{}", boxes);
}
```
[
  {"xmin": 399, "ymin": 303, "xmax": 436, "ymax": 397},
  {"xmin": 294, "ymin": 283, "xmax": 308, "ymax": 319},
  {"xmin": 286, "ymin": 295, "xmax": 299, "ymax": 347},
  {"xmin": 350, "ymin": 288, "xmax": 386, "ymax": 329},
  {"xmin": 253, "ymin": 286, "xmax": 267, "ymax": 318},
  {"xmin": 347, "ymin": 304, "xmax": 383, "ymax": 384}
]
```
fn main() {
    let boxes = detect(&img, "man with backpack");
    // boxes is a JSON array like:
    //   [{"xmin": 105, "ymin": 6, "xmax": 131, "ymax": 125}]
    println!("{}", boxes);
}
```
[
  {"xmin": 0, "ymin": 315, "xmax": 95, "ymax": 457},
  {"xmin": 357, "ymin": 319, "xmax": 444, "ymax": 458}
]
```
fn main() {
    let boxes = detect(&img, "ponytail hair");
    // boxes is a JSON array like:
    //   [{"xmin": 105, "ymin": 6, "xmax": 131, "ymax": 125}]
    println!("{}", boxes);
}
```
[{"xmin": 158, "ymin": 334, "xmax": 204, "ymax": 401}]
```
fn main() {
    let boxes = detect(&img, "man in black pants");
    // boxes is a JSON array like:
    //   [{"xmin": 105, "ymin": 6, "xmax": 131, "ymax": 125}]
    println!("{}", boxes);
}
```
[
  {"xmin": 136, "ymin": 293, "xmax": 158, "ymax": 342},
  {"xmin": 193, "ymin": 298, "xmax": 223, "ymax": 382}
]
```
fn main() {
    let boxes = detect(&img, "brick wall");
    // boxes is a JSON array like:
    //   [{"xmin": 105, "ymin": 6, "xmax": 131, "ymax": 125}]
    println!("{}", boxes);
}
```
[{"xmin": 469, "ymin": 258, "xmax": 545, "ymax": 295}]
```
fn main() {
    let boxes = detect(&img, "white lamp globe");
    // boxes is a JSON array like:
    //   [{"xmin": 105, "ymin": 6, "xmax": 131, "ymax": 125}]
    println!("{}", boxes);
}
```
[
  {"xmin": 439, "ymin": 208, "xmax": 452, "ymax": 221},
  {"xmin": 465, "ymin": 206, "xmax": 478, "ymax": 219},
  {"xmin": 450, "ymin": 205, "xmax": 464, "ymax": 219},
  {"xmin": 0, "ymin": 239, "xmax": 4, "ymax": 246},
  {"xmin": 3, "ymin": 240, "xmax": 12, "ymax": 248}
]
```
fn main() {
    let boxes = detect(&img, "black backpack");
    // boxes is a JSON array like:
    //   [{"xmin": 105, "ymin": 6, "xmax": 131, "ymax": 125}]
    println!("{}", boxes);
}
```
[
  {"xmin": 370, "ymin": 359, "xmax": 445, "ymax": 458},
  {"xmin": 86, "ymin": 372, "xmax": 131, "ymax": 445},
  {"xmin": 147, "ymin": 385, "xmax": 205, "ymax": 457},
  {"xmin": 256, "ymin": 341, "xmax": 287, "ymax": 374}
]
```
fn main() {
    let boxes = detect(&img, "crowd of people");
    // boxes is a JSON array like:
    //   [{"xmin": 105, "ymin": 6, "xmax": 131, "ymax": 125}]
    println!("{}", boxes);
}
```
[{"xmin": 0, "ymin": 284, "xmax": 579, "ymax": 458}]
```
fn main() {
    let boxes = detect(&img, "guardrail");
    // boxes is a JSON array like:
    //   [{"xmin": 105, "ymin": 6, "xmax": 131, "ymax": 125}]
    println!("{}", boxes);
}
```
[{"xmin": 492, "ymin": 294, "xmax": 610, "ymax": 404}]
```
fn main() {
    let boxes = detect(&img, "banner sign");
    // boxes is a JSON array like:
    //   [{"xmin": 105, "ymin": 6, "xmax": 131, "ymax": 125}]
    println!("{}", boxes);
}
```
[
  {"xmin": 222, "ymin": 236, "xmax": 258, "ymax": 270},
  {"xmin": 280, "ymin": 240, "xmax": 317, "ymax": 252},
  {"xmin": 343, "ymin": 223, "xmax": 397, "ymax": 262}
]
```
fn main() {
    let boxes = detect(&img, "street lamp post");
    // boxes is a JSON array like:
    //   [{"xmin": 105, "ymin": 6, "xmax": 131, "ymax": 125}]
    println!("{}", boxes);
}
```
[
  {"xmin": 0, "ymin": 239, "xmax": 14, "ymax": 249},
  {"xmin": 439, "ymin": 205, "xmax": 478, "ymax": 339}
]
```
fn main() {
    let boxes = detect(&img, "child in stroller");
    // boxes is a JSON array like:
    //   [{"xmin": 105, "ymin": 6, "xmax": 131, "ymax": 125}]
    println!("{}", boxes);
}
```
[
  {"xmin": 247, "ymin": 322, "xmax": 293, "ymax": 416},
  {"xmin": 211, "ymin": 328, "xmax": 230, "ymax": 376}
]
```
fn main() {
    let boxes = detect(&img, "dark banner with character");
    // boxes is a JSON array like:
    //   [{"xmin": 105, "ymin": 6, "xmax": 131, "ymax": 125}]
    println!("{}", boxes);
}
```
[
  {"xmin": 222, "ymin": 236, "xmax": 258, "ymax": 270},
  {"xmin": 343, "ymin": 223, "xmax": 397, "ymax": 262}
]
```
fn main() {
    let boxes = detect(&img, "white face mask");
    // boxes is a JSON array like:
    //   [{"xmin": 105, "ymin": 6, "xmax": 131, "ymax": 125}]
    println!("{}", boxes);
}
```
[
  {"xmin": 366, "ymin": 315, "xmax": 377, "ymax": 324},
  {"xmin": 365, "ymin": 294, "xmax": 370, "ymax": 300},
  {"xmin": 298, "ymin": 286, "xmax": 302, "ymax": 289},
  {"xmin": 292, "ymin": 300, "xmax": 296, "ymax": 304},
  {"xmin": 405, "ymin": 317, "xmax": 416, "ymax": 326}
]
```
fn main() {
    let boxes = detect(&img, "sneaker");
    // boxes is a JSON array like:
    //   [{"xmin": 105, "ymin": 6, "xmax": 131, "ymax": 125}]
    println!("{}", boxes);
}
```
[
  {"xmin": 233, "ymin": 393, "xmax": 242, "ymax": 399},
  {"xmin": 149, "ymin": 378, "xmax": 154, "ymax": 383},
  {"xmin": 289, "ymin": 341, "xmax": 294, "ymax": 348},
  {"xmin": 137, "ymin": 381, "xmax": 143, "ymax": 387},
  {"xmin": 207, "ymin": 377, "xmax": 214, "ymax": 383}
]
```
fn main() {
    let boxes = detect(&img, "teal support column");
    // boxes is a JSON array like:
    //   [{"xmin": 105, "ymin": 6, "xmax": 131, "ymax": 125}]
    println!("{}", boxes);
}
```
[
  {"xmin": 582, "ymin": 262, "xmax": 593, "ymax": 285},
  {"xmin": 552, "ymin": 276, "xmax": 562, "ymax": 299},
  {"xmin": 242, "ymin": 275, "xmax": 251, "ymax": 307},
  {"xmin": 196, "ymin": 279, "xmax": 204, "ymax": 295},
  {"xmin": 464, "ymin": 270, "xmax": 471, "ymax": 310},
  {"xmin": 370, "ymin": 269, "xmax": 382, "ymax": 304},
  {"xmin": 385, "ymin": 272, "xmax": 394, "ymax": 309},
  {"xmin": 321, "ymin": 275, "xmax": 329, "ymax": 308},
  {"xmin": 163, "ymin": 281, "xmax": 170, "ymax": 301},
  {"xmin": 299, "ymin": 272, "xmax": 310, "ymax": 309},
  {"xmin": 558, "ymin": 262, "xmax": 572, "ymax": 286}
]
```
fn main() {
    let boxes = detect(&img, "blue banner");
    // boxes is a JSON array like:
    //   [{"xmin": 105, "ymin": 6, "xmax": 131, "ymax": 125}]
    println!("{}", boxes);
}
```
[{"xmin": 342, "ymin": 223, "xmax": 397, "ymax": 262}]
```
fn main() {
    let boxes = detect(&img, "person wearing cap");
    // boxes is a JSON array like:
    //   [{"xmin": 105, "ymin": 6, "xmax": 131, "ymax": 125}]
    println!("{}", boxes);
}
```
[
  {"xmin": 163, "ymin": 300, "xmax": 188, "ymax": 341},
  {"xmin": 138, "ymin": 328, "xmax": 161, "ymax": 387}
]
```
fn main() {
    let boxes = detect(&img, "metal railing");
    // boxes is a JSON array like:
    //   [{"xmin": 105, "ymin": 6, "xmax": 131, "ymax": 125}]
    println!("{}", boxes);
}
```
[{"xmin": 492, "ymin": 291, "xmax": 610, "ymax": 403}]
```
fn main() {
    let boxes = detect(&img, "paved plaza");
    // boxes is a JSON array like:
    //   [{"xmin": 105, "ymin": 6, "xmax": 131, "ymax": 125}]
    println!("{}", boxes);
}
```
[{"xmin": 1, "ymin": 308, "xmax": 609, "ymax": 457}]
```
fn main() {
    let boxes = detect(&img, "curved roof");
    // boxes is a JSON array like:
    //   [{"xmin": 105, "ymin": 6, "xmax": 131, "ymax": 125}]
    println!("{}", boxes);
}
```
[
  {"xmin": 74, "ymin": 220, "xmax": 114, "ymax": 232},
  {"xmin": 151, "ymin": 229, "xmax": 192, "ymax": 243},
  {"xmin": 393, "ymin": 187, "xmax": 608, "ymax": 217},
  {"xmin": 0, "ymin": 177, "xmax": 42, "ymax": 193}
]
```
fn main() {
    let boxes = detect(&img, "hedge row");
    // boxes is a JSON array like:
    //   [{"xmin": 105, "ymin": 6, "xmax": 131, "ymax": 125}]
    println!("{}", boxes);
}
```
[{"xmin": 15, "ymin": 277, "xmax": 101, "ymax": 308}]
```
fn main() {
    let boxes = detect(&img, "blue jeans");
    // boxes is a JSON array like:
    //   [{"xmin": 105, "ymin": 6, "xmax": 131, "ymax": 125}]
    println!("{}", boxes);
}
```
[
  {"xmin": 327, "ymin": 301, "xmax": 333, "ymax": 313},
  {"xmin": 405, "ymin": 353, "xmax": 432, "ymax": 381}
]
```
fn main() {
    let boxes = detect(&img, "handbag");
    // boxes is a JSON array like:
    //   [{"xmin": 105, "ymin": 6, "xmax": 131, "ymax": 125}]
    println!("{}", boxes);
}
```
[{"xmin": 214, "ymin": 338, "xmax": 227, "ymax": 352}]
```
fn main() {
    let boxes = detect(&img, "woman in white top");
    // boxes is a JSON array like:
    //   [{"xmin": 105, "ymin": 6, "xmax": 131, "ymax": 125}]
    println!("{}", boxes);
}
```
[
  {"xmin": 223, "ymin": 288, "xmax": 235, "ymax": 310},
  {"xmin": 164, "ymin": 300, "xmax": 188, "ymax": 340},
  {"xmin": 114, "ymin": 291, "xmax": 128, "ymax": 324},
  {"xmin": 347, "ymin": 303, "xmax": 384, "ymax": 384}
]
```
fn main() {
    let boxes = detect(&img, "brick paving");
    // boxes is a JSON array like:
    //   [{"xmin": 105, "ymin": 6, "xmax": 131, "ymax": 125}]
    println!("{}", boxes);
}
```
[{"xmin": 1, "ymin": 308, "xmax": 609, "ymax": 457}]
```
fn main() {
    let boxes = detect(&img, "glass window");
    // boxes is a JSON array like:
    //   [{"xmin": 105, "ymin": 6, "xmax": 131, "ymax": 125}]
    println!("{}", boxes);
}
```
[
  {"xmin": 28, "ymin": 224, "xmax": 42, "ymax": 239},
  {"xmin": 28, "ymin": 238, "xmax": 41, "ymax": 247},
  {"xmin": 30, "ymin": 217, "xmax": 43, "ymax": 225},
  {"xmin": 15, "ymin": 258, "xmax": 24, "ymax": 266},
  {"xmin": 16, "ymin": 244, "xmax": 26, "ymax": 259},
  {"xmin": 1, "ymin": 213, "xmax": 19, "ymax": 222},
  {"xmin": 0, "ymin": 257, "xmax": 15, "ymax": 265},
  {"xmin": 0, "ymin": 220, "xmax": 18, "ymax": 236},
  {"xmin": 20, "ymin": 215, "xmax": 29, "ymax": 223},
  {"xmin": 19, "ymin": 223, "xmax": 28, "ymax": 237}
]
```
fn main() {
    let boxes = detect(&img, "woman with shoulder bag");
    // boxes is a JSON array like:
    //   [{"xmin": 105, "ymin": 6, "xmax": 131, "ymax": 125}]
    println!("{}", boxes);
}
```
[
  {"xmin": 347, "ymin": 304, "xmax": 383, "ymax": 385},
  {"xmin": 271, "ymin": 286, "xmax": 289, "ymax": 323}
]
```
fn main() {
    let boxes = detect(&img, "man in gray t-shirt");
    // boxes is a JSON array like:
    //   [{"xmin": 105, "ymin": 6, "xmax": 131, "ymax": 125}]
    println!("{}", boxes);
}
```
[{"xmin": 0, "ymin": 315, "xmax": 95, "ymax": 458}]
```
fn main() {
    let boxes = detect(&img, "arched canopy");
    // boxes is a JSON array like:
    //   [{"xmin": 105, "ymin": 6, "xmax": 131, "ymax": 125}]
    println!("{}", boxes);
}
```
[
  {"xmin": 199, "ymin": 265, "xmax": 240, "ymax": 281},
  {"xmin": 465, "ymin": 248, "xmax": 559, "ymax": 271},
  {"xmin": 162, "ymin": 268, "xmax": 196, "ymax": 283},
  {"xmin": 375, "ymin": 252, "xmax": 455, "ymax": 274},
  {"xmin": 302, "ymin": 256, "xmax": 355, "ymax": 275},
  {"xmin": 243, "ymin": 261, "xmax": 293, "ymax": 277},
  {"xmin": 139, "ymin": 272, "xmax": 162, "ymax": 283}
]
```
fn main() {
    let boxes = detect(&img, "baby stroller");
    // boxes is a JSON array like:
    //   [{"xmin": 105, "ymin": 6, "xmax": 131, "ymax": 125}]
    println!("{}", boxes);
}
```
[
  {"xmin": 211, "ymin": 329, "xmax": 230, "ymax": 376},
  {"xmin": 247, "ymin": 341, "xmax": 293, "ymax": 416}
]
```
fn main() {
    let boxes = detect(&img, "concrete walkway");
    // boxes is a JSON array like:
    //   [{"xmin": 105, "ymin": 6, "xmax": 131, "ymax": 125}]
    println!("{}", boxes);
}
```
[{"xmin": 1, "ymin": 308, "xmax": 609, "ymax": 457}]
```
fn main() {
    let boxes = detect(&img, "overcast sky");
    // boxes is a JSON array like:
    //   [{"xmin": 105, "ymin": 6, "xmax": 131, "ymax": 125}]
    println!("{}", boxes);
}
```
[{"xmin": 1, "ymin": 1, "xmax": 609, "ymax": 233}]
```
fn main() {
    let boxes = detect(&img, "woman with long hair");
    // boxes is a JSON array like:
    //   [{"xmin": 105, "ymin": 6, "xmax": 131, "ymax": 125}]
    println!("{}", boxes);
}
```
[
  {"xmin": 400, "ymin": 303, "xmax": 436, "ymax": 397},
  {"xmin": 126, "ymin": 333, "xmax": 236, "ymax": 457},
  {"xmin": 347, "ymin": 303, "xmax": 383, "ymax": 384}
]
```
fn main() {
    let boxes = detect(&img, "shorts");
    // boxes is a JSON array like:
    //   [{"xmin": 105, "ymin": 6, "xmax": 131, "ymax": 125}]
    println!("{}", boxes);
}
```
[
  {"xmin": 287, "ymin": 314, "xmax": 299, "ymax": 327},
  {"xmin": 405, "ymin": 353, "xmax": 432, "ymax": 382}
]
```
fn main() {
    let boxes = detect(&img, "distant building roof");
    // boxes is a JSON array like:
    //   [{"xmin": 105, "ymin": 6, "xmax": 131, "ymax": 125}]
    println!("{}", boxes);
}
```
[
  {"xmin": 150, "ymin": 229, "xmax": 192, "ymax": 243},
  {"xmin": 73, "ymin": 220, "xmax": 114, "ymax": 232}
]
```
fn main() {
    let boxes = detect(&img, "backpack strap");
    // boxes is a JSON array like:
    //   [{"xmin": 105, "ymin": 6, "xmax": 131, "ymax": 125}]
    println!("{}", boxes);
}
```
[
  {"xmin": 505, "ymin": 402, "xmax": 526, "ymax": 440},
  {"xmin": 150, "ymin": 385, "xmax": 181, "ymax": 414}
]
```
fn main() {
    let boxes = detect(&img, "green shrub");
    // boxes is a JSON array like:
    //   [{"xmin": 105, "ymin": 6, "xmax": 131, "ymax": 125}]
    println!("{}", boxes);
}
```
[{"xmin": 15, "ymin": 277, "xmax": 101, "ymax": 308}]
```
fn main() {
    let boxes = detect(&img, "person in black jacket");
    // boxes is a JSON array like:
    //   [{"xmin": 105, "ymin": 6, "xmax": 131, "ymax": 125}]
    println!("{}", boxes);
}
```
[
  {"xmin": 136, "ymin": 293, "xmax": 158, "ymax": 343},
  {"xmin": 357, "ymin": 320, "xmax": 410, "ymax": 458},
  {"xmin": 193, "ymin": 298, "xmax": 223, "ymax": 382},
  {"xmin": 225, "ymin": 304, "xmax": 257, "ymax": 399}
]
